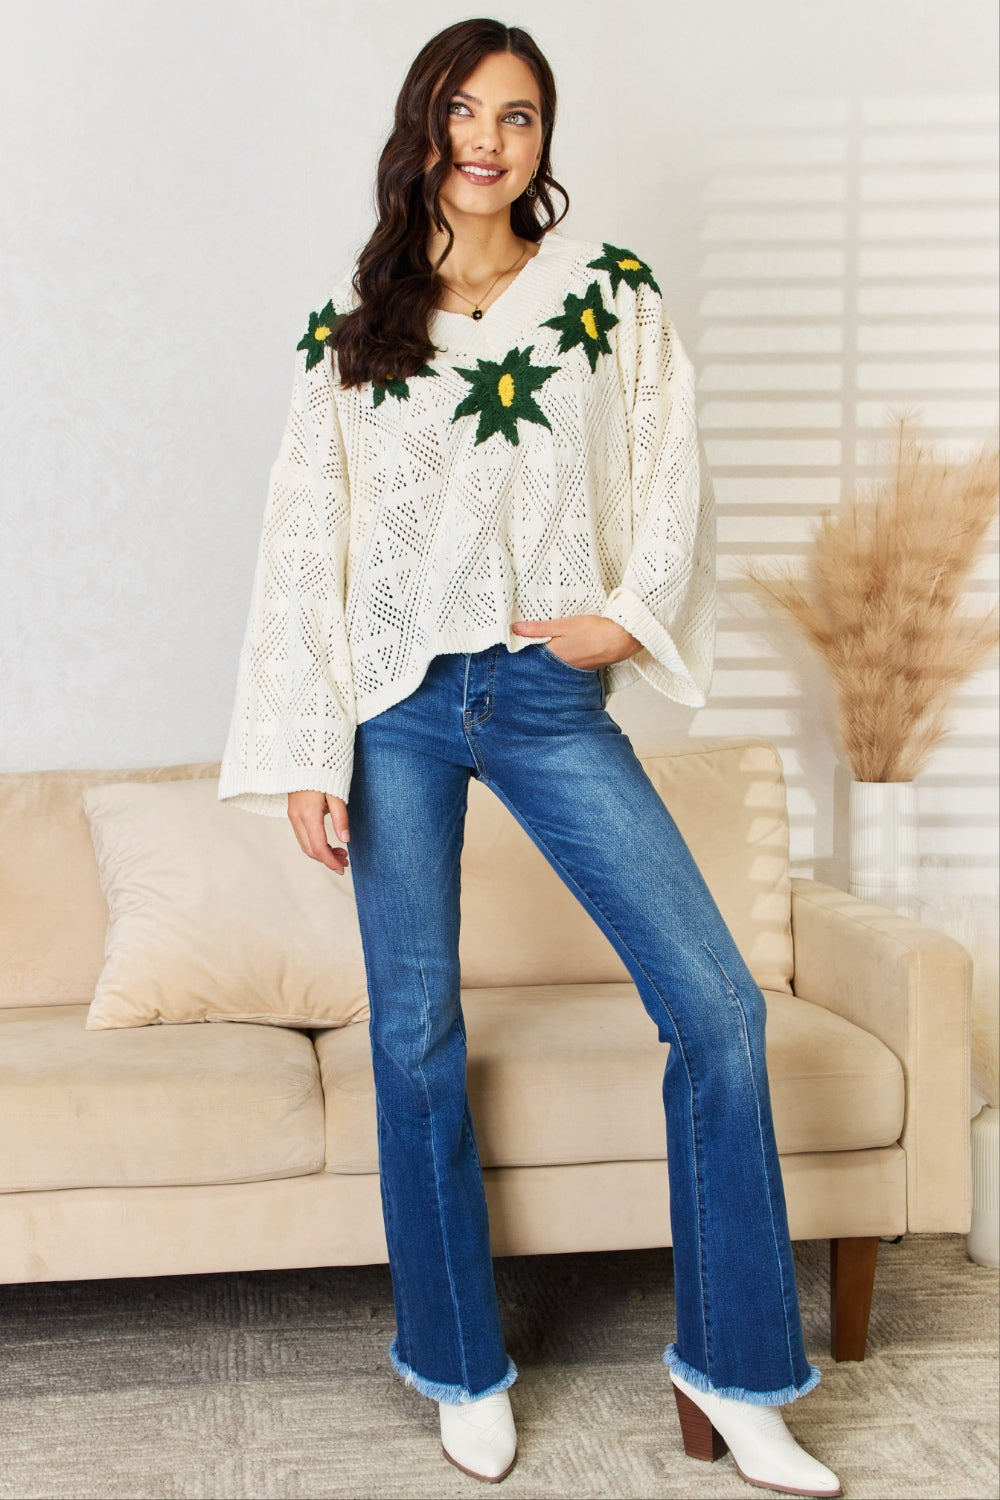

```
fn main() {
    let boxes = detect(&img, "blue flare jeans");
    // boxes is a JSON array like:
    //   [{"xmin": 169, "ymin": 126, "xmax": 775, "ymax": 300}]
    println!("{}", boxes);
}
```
[{"xmin": 346, "ymin": 642, "xmax": 820, "ymax": 1407}]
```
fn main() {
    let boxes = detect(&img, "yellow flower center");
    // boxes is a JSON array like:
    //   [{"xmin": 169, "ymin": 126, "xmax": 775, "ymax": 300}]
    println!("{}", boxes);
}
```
[
  {"xmin": 581, "ymin": 307, "xmax": 598, "ymax": 340},
  {"xmin": 314, "ymin": 325, "xmax": 330, "ymax": 341},
  {"xmin": 498, "ymin": 373, "xmax": 515, "ymax": 407},
  {"xmin": 617, "ymin": 257, "xmax": 642, "ymax": 271}
]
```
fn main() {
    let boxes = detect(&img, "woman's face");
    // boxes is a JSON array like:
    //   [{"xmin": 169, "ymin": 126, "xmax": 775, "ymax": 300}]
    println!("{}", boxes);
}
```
[{"xmin": 431, "ymin": 51, "xmax": 544, "ymax": 225}]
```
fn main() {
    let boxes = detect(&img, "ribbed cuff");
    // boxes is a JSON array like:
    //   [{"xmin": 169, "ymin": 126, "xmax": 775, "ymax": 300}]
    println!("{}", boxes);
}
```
[
  {"xmin": 601, "ymin": 586, "xmax": 707, "ymax": 707},
  {"xmin": 216, "ymin": 762, "xmax": 354, "ymax": 816}
]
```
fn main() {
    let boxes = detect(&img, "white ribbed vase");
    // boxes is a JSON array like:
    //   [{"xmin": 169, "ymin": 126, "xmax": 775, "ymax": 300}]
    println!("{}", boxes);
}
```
[
  {"xmin": 848, "ymin": 780, "xmax": 919, "ymax": 917},
  {"xmin": 968, "ymin": 1105, "xmax": 1000, "ymax": 1268}
]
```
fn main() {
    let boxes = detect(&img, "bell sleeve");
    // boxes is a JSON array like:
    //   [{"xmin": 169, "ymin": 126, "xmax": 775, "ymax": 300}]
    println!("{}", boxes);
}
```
[
  {"xmin": 218, "ymin": 340, "xmax": 356, "ymax": 816},
  {"xmin": 601, "ymin": 274, "xmax": 717, "ymax": 707}
]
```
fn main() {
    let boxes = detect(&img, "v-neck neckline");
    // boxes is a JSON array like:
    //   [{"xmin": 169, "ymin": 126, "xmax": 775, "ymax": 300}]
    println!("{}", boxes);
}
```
[
  {"xmin": 435, "ymin": 237, "xmax": 545, "ymax": 324},
  {"xmin": 429, "ymin": 232, "xmax": 566, "ymax": 354}
]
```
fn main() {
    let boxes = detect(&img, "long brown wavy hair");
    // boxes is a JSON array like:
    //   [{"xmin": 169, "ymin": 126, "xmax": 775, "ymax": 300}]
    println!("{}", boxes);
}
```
[{"xmin": 334, "ymin": 18, "xmax": 569, "ymax": 388}]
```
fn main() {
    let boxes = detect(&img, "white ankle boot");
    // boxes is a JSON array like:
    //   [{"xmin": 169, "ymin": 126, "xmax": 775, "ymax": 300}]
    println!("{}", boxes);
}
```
[
  {"xmin": 670, "ymin": 1369, "xmax": 841, "ymax": 1496},
  {"xmin": 439, "ymin": 1390, "xmax": 517, "ymax": 1482}
]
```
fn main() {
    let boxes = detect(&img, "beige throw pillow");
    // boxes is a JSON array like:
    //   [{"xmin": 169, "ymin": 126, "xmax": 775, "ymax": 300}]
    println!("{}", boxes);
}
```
[{"xmin": 83, "ymin": 778, "xmax": 369, "ymax": 1030}]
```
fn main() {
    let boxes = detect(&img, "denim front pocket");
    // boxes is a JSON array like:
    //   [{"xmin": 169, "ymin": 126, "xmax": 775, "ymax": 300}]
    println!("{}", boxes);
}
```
[{"xmin": 537, "ymin": 642, "xmax": 601, "ymax": 677}]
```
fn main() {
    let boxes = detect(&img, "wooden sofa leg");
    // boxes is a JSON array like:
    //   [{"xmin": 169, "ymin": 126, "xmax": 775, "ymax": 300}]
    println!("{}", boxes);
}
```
[{"xmin": 829, "ymin": 1236, "xmax": 879, "ymax": 1361}]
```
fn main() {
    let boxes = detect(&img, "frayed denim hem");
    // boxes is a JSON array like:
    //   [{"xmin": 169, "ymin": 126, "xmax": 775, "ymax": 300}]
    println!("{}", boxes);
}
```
[
  {"xmin": 663, "ymin": 1344, "xmax": 822, "ymax": 1406},
  {"xmin": 389, "ymin": 1337, "xmax": 518, "ymax": 1406}
]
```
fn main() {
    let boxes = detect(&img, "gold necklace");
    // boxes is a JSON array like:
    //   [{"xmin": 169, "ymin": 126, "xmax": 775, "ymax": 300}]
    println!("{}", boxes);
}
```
[{"xmin": 439, "ymin": 244, "xmax": 528, "ymax": 321}]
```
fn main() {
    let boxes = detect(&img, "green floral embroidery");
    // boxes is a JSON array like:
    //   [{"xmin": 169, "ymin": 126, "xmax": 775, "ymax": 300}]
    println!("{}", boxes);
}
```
[
  {"xmin": 541, "ymin": 281, "xmax": 619, "ymax": 372},
  {"xmin": 297, "ymin": 301, "xmax": 346, "ymax": 371},
  {"xmin": 372, "ymin": 365, "xmax": 438, "ymax": 409},
  {"xmin": 586, "ymin": 244, "xmax": 661, "ymax": 297},
  {"xmin": 451, "ymin": 345, "xmax": 560, "ymax": 447}
]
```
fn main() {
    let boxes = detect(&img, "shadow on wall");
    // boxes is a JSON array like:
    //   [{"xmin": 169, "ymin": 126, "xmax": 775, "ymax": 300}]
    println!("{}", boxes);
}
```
[{"xmin": 684, "ymin": 91, "xmax": 999, "ymax": 901}]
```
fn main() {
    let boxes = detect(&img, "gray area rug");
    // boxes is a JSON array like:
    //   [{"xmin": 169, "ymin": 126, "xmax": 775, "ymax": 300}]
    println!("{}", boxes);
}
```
[{"xmin": 0, "ymin": 1234, "xmax": 996, "ymax": 1500}]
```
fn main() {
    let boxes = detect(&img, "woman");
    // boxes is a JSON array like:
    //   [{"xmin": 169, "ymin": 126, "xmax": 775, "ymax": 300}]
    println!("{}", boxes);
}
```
[{"xmin": 219, "ymin": 18, "xmax": 841, "ymax": 1496}]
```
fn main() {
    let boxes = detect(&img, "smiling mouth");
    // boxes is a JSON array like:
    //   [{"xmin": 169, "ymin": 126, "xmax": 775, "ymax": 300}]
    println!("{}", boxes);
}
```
[{"xmin": 455, "ymin": 163, "xmax": 508, "ymax": 183}]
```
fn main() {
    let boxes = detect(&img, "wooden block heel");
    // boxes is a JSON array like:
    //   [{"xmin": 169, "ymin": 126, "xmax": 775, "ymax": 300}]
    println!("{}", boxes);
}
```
[{"xmin": 673, "ymin": 1384, "xmax": 728, "ymax": 1462}]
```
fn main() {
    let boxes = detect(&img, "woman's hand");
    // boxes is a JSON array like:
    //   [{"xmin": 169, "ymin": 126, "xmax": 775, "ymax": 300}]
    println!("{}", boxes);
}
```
[
  {"xmin": 288, "ymin": 791, "xmax": 351, "ymax": 875},
  {"xmin": 512, "ymin": 615, "xmax": 643, "ymax": 669}
]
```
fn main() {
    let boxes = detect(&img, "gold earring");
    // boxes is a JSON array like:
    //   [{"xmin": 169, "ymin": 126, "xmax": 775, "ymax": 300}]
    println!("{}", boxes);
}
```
[{"xmin": 526, "ymin": 170, "xmax": 538, "ymax": 198}]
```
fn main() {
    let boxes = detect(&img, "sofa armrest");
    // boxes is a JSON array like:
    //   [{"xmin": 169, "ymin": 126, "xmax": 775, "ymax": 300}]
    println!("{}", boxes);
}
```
[{"xmin": 789, "ymin": 878, "xmax": 971, "ymax": 1234}]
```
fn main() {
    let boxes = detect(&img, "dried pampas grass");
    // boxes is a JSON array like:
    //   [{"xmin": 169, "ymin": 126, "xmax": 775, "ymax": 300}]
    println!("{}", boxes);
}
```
[{"xmin": 748, "ymin": 413, "xmax": 1000, "ymax": 782}]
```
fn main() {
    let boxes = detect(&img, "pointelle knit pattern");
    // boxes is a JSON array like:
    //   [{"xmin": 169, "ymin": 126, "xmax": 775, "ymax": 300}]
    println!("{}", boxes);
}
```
[{"xmin": 219, "ymin": 232, "xmax": 717, "ymax": 815}]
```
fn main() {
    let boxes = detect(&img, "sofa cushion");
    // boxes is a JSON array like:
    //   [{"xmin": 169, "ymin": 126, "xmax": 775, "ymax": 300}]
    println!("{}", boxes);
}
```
[
  {"xmin": 1, "ymin": 738, "xmax": 792, "ymax": 1018},
  {"xmin": 0, "ymin": 761, "xmax": 221, "ymax": 1011},
  {"xmin": 315, "ymin": 986, "xmax": 905, "ymax": 1174},
  {"xmin": 457, "ymin": 738, "xmax": 795, "ymax": 994},
  {"xmin": 0, "ymin": 1005, "xmax": 326, "ymax": 1191},
  {"xmin": 82, "ymin": 777, "xmax": 369, "ymax": 1030}
]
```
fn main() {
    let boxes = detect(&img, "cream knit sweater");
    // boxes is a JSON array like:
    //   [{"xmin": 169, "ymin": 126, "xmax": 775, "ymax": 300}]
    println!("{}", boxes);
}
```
[{"xmin": 219, "ymin": 232, "xmax": 716, "ymax": 816}]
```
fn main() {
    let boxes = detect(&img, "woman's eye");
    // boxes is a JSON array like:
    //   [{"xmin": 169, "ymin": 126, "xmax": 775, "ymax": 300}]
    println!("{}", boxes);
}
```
[{"xmin": 447, "ymin": 101, "xmax": 532, "ymax": 126}]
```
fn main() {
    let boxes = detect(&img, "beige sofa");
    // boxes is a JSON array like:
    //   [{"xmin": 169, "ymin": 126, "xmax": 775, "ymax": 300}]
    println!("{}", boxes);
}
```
[{"xmin": 0, "ymin": 737, "xmax": 971, "ymax": 1362}]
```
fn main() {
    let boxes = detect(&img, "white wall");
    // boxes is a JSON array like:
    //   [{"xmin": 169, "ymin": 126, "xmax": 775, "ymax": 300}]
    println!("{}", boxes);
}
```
[{"xmin": 2, "ymin": 0, "xmax": 997, "ymax": 908}]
